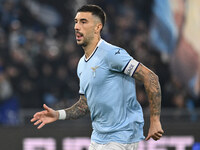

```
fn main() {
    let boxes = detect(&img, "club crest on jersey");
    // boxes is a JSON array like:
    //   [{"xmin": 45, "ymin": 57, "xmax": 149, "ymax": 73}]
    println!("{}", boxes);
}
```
[{"xmin": 91, "ymin": 66, "xmax": 99, "ymax": 77}]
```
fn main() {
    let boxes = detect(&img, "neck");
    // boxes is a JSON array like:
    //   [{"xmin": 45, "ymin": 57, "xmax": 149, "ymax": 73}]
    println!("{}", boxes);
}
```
[{"xmin": 83, "ymin": 36, "xmax": 101, "ymax": 59}]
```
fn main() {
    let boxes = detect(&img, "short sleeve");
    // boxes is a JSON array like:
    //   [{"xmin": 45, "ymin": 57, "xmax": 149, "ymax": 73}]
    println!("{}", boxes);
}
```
[
  {"xmin": 106, "ymin": 48, "xmax": 139, "ymax": 76},
  {"xmin": 79, "ymin": 88, "xmax": 84, "ymax": 95},
  {"xmin": 107, "ymin": 48, "xmax": 132, "ymax": 72}
]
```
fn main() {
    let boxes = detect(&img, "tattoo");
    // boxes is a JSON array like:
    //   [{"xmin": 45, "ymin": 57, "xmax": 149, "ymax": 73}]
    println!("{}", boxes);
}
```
[
  {"xmin": 134, "ymin": 64, "xmax": 161, "ymax": 117},
  {"xmin": 147, "ymin": 72, "xmax": 161, "ymax": 116},
  {"xmin": 133, "ymin": 67, "xmax": 145, "ymax": 82},
  {"xmin": 64, "ymin": 95, "xmax": 90, "ymax": 120}
]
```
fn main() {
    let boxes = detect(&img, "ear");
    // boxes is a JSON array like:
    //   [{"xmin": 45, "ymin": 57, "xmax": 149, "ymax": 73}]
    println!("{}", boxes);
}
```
[{"xmin": 95, "ymin": 23, "xmax": 103, "ymax": 34}]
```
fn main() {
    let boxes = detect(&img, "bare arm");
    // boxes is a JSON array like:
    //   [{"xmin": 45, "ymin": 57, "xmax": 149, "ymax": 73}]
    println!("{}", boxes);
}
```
[
  {"xmin": 64, "ymin": 95, "xmax": 90, "ymax": 120},
  {"xmin": 133, "ymin": 63, "xmax": 164, "ymax": 140},
  {"xmin": 134, "ymin": 63, "xmax": 161, "ymax": 117},
  {"xmin": 31, "ymin": 95, "xmax": 89, "ymax": 129}
]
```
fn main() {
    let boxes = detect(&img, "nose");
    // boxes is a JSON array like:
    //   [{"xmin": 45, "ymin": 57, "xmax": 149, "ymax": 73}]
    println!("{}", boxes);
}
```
[{"xmin": 74, "ymin": 22, "xmax": 80, "ymax": 31}]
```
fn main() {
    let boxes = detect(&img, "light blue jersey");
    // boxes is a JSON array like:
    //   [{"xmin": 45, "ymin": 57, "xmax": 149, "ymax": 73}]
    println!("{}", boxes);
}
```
[{"xmin": 77, "ymin": 39, "xmax": 144, "ymax": 144}]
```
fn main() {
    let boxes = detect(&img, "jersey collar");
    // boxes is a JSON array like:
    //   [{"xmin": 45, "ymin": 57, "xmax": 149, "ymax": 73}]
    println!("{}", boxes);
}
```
[{"xmin": 84, "ymin": 39, "xmax": 103, "ymax": 62}]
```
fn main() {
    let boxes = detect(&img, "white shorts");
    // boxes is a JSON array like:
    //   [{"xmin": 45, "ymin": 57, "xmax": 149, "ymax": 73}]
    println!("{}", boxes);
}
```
[{"xmin": 89, "ymin": 141, "xmax": 139, "ymax": 150}]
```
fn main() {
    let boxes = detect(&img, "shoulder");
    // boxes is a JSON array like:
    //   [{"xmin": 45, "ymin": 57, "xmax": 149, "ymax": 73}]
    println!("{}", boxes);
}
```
[
  {"xmin": 100, "ymin": 40, "xmax": 124, "ymax": 57},
  {"xmin": 100, "ymin": 40, "xmax": 121, "ymax": 51},
  {"xmin": 77, "ymin": 55, "xmax": 84, "ymax": 74},
  {"xmin": 78, "ymin": 55, "xmax": 85, "ymax": 65}
]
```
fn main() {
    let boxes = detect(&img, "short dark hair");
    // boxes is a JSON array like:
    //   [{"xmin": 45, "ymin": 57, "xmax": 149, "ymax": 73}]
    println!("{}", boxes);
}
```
[{"xmin": 77, "ymin": 4, "xmax": 106, "ymax": 29}]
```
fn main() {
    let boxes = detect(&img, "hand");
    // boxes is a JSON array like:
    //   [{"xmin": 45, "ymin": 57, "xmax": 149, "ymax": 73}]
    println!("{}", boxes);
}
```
[
  {"xmin": 145, "ymin": 120, "xmax": 164, "ymax": 141},
  {"xmin": 30, "ymin": 104, "xmax": 59, "ymax": 129}
]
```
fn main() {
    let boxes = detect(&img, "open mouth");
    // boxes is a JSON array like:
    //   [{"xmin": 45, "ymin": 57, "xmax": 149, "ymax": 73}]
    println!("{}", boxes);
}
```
[{"xmin": 76, "ymin": 32, "xmax": 83, "ymax": 40}]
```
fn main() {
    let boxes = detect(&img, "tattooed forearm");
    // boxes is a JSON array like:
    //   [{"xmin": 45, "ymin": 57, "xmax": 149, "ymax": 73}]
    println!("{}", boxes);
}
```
[
  {"xmin": 134, "ymin": 64, "xmax": 161, "ymax": 117},
  {"xmin": 64, "ymin": 95, "xmax": 90, "ymax": 120},
  {"xmin": 146, "ymin": 71, "xmax": 161, "ymax": 116}
]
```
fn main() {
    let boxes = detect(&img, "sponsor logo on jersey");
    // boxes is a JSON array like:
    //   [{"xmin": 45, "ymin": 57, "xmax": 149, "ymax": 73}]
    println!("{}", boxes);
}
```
[{"xmin": 115, "ymin": 49, "xmax": 121, "ymax": 55}]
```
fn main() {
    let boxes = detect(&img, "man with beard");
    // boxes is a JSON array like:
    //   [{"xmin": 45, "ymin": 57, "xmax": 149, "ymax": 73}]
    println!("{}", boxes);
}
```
[{"xmin": 31, "ymin": 4, "xmax": 164, "ymax": 150}]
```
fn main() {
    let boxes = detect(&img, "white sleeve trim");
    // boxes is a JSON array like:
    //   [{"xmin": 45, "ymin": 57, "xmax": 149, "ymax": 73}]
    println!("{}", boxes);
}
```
[
  {"xmin": 124, "ymin": 59, "xmax": 139, "ymax": 76},
  {"xmin": 58, "ymin": 110, "xmax": 66, "ymax": 120}
]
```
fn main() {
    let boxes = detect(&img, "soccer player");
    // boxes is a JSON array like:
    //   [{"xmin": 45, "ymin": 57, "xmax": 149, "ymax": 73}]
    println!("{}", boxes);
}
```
[{"xmin": 31, "ymin": 4, "xmax": 164, "ymax": 150}]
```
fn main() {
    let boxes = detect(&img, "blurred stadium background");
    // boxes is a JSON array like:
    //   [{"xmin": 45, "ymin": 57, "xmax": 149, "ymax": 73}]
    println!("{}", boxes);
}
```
[{"xmin": 0, "ymin": 0, "xmax": 200, "ymax": 149}]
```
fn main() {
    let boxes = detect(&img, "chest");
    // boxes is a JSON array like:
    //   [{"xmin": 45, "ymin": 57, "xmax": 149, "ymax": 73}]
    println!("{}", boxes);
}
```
[{"xmin": 79, "ymin": 57, "xmax": 110, "ymax": 89}]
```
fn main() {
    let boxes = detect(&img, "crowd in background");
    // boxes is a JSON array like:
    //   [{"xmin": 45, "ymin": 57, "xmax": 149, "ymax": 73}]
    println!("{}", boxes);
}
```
[{"xmin": 0, "ymin": 0, "xmax": 199, "ymax": 125}]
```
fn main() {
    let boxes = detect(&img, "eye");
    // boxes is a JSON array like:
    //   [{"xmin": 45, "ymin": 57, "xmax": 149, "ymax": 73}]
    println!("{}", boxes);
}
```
[
  {"xmin": 74, "ymin": 19, "xmax": 78, "ymax": 24},
  {"xmin": 81, "ymin": 21, "xmax": 86, "ymax": 24}
]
